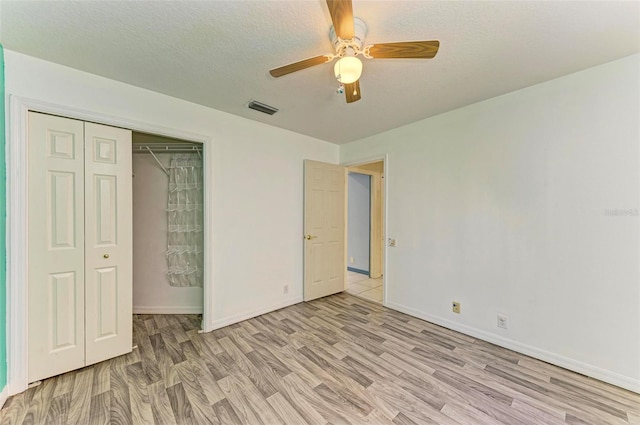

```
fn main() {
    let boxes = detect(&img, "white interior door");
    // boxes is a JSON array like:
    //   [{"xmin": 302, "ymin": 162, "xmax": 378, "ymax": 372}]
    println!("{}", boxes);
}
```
[
  {"xmin": 303, "ymin": 160, "xmax": 346, "ymax": 301},
  {"xmin": 28, "ymin": 112, "xmax": 86, "ymax": 382},
  {"xmin": 84, "ymin": 122, "xmax": 133, "ymax": 365}
]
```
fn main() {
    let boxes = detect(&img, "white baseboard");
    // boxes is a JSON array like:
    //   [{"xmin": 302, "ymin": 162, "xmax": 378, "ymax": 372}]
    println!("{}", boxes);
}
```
[
  {"xmin": 0, "ymin": 385, "xmax": 9, "ymax": 410},
  {"xmin": 133, "ymin": 306, "xmax": 203, "ymax": 314},
  {"xmin": 386, "ymin": 301, "xmax": 640, "ymax": 394},
  {"xmin": 209, "ymin": 296, "xmax": 303, "ymax": 331}
]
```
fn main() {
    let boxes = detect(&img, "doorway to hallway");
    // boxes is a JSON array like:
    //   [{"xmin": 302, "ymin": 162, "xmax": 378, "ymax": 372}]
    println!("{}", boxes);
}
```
[{"xmin": 345, "ymin": 160, "xmax": 384, "ymax": 304}]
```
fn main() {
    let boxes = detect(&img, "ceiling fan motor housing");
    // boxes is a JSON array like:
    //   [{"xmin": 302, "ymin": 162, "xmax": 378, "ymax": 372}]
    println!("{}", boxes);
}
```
[{"xmin": 329, "ymin": 17, "xmax": 368, "ymax": 55}]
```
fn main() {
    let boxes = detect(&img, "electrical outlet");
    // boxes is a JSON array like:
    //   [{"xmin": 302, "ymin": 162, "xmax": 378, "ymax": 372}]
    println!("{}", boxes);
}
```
[
  {"xmin": 497, "ymin": 314, "xmax": 508, "ymax": 329},
  {"xmin": 283, "ymin": 285, "xmax": 289, "ymax": 295},
  {"xmin": 452, "ymin": 301, "xmax": 460, "ymax": 314},
  {"xmin": 350, "ymin": 257, "xmax": 355, "ymax": 264}
]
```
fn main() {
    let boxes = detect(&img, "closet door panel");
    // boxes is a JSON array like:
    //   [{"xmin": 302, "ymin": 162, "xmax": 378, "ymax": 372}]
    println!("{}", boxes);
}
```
[
  {"xmin": 28, "ymin": 112, "xmax": 86, "ymax": 382},
  {"xmin": 84, "ymin": 123, "xmax": 133, "ymax": 366}
]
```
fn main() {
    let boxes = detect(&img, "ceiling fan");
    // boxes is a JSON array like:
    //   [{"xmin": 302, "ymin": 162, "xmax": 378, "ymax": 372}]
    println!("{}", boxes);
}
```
[{"xmin": 269, "ymin": 0, "xmax": 440, "ymax": 104}]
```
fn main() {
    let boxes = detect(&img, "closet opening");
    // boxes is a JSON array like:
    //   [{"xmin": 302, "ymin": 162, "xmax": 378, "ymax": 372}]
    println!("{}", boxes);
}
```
[{"xmin": 132, "ymin": 132, "xmax": 204, "ymax": 318}]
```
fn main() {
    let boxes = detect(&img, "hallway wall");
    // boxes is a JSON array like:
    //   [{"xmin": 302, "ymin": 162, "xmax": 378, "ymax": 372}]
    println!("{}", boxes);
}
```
[{"xmin": 347, "ymin": 172, "xmax": 370, "ymax": 273}]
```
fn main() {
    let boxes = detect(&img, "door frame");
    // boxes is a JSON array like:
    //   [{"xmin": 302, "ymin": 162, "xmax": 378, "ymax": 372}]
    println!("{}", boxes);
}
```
[
  {"xmin": 6, "ymin": 96, "xmax": 214, "ymax": 395},
  {"xmin": 342, "ymin": 155, "xmax": 388, "ymax": 304}
]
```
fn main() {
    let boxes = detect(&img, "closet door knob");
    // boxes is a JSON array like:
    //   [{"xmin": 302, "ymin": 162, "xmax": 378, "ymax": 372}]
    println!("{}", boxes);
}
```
[{"xmin": 103, "ymin": 254, "xmax": 110, "ymax": 259}]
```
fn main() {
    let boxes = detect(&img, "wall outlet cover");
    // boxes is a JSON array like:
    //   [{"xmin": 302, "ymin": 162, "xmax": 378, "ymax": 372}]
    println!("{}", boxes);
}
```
[
  {"xmin": 452, "ymin": 301, "xmax": 461, "ymax": 314},
  {"xmin": 497, "ymin": 314, "xmax": 508, "ymax": 329}
]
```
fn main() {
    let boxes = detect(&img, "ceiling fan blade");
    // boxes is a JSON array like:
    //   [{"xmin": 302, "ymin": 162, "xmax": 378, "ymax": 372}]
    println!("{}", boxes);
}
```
[
  {"xmin": 326, "ymin": 0, "xmax": 354, "ymax": 39},
  {"xmin": 344, "ymin": 80, "xmax": 361, "ymax": 103},
  {"xmin": 269, "ymin": 55, "xmax": 332, "ymax": 78},
  {"xmin": 366, "ymin": 40, "xmax": 440, "ymax": 59}
]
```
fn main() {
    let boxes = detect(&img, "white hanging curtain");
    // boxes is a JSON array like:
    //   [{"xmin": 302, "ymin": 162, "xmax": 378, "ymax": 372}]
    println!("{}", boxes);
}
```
[{"xmin": 166, "ymin": 154, "xmax": 203, "ymax": 287}]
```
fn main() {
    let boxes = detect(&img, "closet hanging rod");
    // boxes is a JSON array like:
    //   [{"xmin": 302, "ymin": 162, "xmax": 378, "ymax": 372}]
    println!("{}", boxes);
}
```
[{"xmin": 132, "ymin": 144, "xmax": 202, "ymax": 153}]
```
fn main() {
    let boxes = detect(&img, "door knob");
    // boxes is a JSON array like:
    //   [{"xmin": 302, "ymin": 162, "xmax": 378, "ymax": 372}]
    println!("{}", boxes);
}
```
[
  {"xmin": 304, "ymin": 235, "xmax": 317, "ymax": 240},
  {"xmin": 103, "ymin": 254, "xmax": 110, "ymax": 259}
]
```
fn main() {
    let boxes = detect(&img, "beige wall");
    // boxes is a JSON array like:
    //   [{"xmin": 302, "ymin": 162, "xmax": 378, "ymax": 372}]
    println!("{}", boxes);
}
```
[
  {"xmin": 341, "ymin": 54, "xmax": 640, "ymax": 392},
  {"xmin": 5, "ymin": 49, "xmax": 340, "ymax": 330}
]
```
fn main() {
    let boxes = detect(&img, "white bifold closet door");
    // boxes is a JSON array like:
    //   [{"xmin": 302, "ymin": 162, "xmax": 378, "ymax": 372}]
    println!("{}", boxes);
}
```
[{"xmin": 28, "ymin": 112, "xmax": 133, "ymax": 383}]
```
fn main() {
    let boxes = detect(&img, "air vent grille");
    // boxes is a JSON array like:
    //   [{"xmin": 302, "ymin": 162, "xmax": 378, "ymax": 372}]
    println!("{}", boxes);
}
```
[{"xmin": 248, "ymin": 100, "xmax": 279, "ymax": 115}]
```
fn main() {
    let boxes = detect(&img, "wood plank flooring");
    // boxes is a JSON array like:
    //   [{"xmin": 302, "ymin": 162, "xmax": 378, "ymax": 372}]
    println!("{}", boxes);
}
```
[{"xmin": 1, "ymin": 293, "xmax": 638, "ymax": 424}]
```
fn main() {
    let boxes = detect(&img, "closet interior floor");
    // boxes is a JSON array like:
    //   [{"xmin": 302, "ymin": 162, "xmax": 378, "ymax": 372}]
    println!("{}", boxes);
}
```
[{"xmin": 1, "ymin": 294, "xmax": 638, "ymax": 424}]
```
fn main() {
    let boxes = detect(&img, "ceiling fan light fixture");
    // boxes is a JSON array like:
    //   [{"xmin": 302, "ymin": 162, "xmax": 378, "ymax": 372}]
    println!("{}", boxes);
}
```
[{"xmin": 334, "ymin": 56, "xmax": 362, "ymax": 84}]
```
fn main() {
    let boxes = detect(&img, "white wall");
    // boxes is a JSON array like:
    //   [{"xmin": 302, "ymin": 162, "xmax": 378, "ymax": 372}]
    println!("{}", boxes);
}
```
[
  {"xmin": 5, "ymin": 50, "xmax": 339, "ymax": 330},
  {"xmin": 132, "ymin": 153, "xmax": 203, "ymax": 314},
  {"xmin": 341, "ymin": 54, "xmax": 640, "ymax": 392},
  {"xmin": 348, "ymin": 172, "xmax": 370, "ymax": 272}
]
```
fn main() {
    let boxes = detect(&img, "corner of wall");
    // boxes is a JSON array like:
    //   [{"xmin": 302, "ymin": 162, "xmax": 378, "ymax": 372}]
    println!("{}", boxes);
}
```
[{"xmin": 208, "ymin": 295, "xmax": 303, "ymax": 332}]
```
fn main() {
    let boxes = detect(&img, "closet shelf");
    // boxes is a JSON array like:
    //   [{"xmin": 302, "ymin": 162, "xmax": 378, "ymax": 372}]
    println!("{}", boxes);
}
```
[{"xmin": 132, "ymin": 143, "xmax": 202, "ymax": 153}]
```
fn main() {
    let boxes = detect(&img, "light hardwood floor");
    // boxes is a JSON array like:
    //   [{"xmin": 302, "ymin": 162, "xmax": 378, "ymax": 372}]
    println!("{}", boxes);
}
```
[{"xmin": 1, "ymin": 293, "xmax": 638, "ymax": 424}]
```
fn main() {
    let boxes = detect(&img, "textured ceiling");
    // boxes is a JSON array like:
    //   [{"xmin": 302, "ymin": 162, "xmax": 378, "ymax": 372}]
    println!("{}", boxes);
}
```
[{"xmin": 1, "ymin": 1, "xmax": 639, "ymax": 144}]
